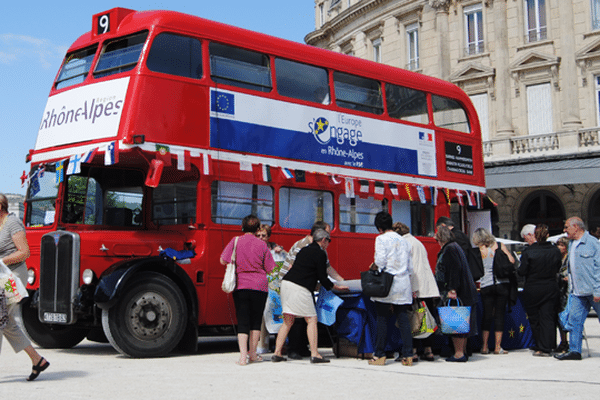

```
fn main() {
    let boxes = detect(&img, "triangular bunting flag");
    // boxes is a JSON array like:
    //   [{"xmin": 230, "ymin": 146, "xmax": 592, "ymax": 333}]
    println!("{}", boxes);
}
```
[
  {"xmin": 82, "ymin": 147, "xmax": 98, "ymax": 163},
  {"xmin": 239, "ymin": 161, "xmax": 253, "ymax": 181},
  {"xmin": 262, "ymin": 164, "xmax": 272, "ymax": 182},
  {"xmin": 295, "ymin": 169, "xmax": 306, "ymax": 183},
  {"xmin": 357, "ymin": 179, "xmax": 370, "ymax": 198},
  {"xmin": 456, "ymin": 189, "xmax": 464, "ymax": 206},
  {"xmin": 417, "ymin": 185, "xmax": 427, "ymax": 204},
  {"xmin": 373, "ymin": 181, "xmax": 385, "ymax": 201},
  {"xmin": 66, "ymin": 153, "xmax": 83, "ymax": 175},
  {"xmin": 344, "ymin": 178, "xmax": 355, "ymax": 199},
  {"xmin": 202, "ymin": 153, "xmax": 213, "ymax": 175},
  {"xmin": 105, "ymin": 141, "xmax": 119, "ymax": 165},
  {"xmin": 389, "ymin": 183, "xmax": 400, "ymax": 200},
  {"xmin": 55, "ymin": 160, "xmax": 65, "ymax": 183},
  {"xmin": 282, "ymin": 168, "xmax": 294, "ymax": 179},
  {"xmin": 156, "ymin": 144, "xmax": 172, "ymax": 166}
]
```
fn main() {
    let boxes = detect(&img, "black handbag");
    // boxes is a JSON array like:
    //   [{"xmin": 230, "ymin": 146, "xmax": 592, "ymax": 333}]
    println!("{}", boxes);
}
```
[{"xmin": 360, "ymin": 265, "xmax": 394, "ymax": 297}]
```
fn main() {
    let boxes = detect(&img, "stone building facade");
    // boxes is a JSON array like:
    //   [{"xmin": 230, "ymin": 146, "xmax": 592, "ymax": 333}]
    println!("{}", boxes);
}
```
[{"xmin": 306, "ymin": 0, "xmax": 600, "ymax": 239}]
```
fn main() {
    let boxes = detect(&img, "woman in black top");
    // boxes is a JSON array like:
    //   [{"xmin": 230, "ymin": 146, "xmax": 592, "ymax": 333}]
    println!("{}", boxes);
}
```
[
  {"xmin": 272, "ymin": 229, "xmax": 347, "ymax": 363},
  {"xmin": 434, "ymin": 225, "xmax": 479, "ymax": 362},
  {"xmin": 518, "ymin": 224, "xmax": 562, "ymax": 356}
]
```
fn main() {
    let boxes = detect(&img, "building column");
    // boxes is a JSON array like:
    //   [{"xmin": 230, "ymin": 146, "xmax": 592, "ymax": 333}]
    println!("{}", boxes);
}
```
[
  {"xmin": 559, "ymin": 1, "xmax": 582, "ymax": 129},
  {"xmin": 494, "ymin": 0, "xmax": 514, "ymax": 137},
  {"xmin": 429, "ymin": 0, "xmax": 451, "ymax": 79}
]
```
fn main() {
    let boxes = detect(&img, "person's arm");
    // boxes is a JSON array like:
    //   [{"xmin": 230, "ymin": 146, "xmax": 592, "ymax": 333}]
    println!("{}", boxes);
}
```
[
  {"xmin": 1, "ymin": 231, "xmax": 30, "ymax": 266},
  {"xmin": 220, "ymin": 238, "xmax": 235, "ymax": 266},
  {"xmin": 592, "ymin": 244, "xmax": 600, "ymax": 302},
  {"xmin": 263, "ymin": 247, "xmax": 277, "ymax": 274},
  {"xmin": 373, "ymin": 236, "xmax": 387, "ymax": 270},
  {"xmin": 316, "ymin": 250, "xmax": 335, "ymax": 291}
]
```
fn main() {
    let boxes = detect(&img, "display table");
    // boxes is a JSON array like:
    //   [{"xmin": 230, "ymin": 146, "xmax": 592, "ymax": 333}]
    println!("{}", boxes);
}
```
[{"xmin": 330, "ymin": 291, "xmax": 534, "ymax": 356}]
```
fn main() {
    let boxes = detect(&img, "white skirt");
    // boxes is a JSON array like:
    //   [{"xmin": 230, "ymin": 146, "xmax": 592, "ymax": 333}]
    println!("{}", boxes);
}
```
[{"xmin": 280, "ymin": 280, "xmax": 316, "ymax": 317}]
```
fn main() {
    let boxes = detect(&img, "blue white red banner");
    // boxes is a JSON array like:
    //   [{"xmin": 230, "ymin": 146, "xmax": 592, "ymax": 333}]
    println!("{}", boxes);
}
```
[{"xmin": 209, "ymin": 89, "xmax": 436, "ymax": 178}]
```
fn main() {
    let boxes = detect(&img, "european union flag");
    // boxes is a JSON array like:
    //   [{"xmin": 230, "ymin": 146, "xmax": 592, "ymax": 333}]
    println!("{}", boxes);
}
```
[{"xmin": 211, "ymin": 91, "xmax": 235, "ymax": 115}]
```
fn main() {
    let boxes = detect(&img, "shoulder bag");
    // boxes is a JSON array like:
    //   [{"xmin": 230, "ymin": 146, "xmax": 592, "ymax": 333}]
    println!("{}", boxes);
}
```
[
  {"xmin": 493, "ymin": 247, "xmax": 516, "ymax": 280},
  {"xmin": 410, "ymin": 300, "xmax": 438, "ymax": 339},
  {"xmin": 360, "ymin": 263, "xmax": 394, "ymax": 297},
  {"xmin": 221, "ymin": 237, "xmax": 239, "ymax": 294}
]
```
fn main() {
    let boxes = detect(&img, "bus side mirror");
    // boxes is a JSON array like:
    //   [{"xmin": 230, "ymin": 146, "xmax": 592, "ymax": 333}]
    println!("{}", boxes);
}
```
[{"xmin": 145, "ymin": 159, "xmax": 164, "ymax": 188}]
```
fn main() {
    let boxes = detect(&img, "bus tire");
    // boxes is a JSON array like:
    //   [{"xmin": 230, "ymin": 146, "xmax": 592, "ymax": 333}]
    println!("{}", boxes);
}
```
[
  {"xmin": 20, "ymin": 296, "xmax": 89, "ymax": 348},
  {"xmin": 101, "ymin": 272, "xmax": 187, "ymax": 358}
]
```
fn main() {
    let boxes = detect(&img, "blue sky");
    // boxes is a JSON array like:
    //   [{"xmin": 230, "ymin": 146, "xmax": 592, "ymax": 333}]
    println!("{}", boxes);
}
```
[{"xmin": 0, "ymin": 1, "xmax": 315, "ymax": 195}]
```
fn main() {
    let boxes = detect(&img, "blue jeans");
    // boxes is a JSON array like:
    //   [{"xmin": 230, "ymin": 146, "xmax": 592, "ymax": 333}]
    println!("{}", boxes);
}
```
[
  {"xmin": 374, "ymin": 302, "xmax": 412, "ymax": 358},
  {"xmin": 564, "ymin": 294, "xmax": 600, "ymax": 354}
]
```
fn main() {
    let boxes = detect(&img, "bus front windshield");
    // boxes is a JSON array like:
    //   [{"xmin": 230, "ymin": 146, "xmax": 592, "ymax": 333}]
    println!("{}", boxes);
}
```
[
  {"xmin": 26, "ymin": 164, "xmax": 59, "ymax": 227},
  {"xmin": 62, "ymin": 167, "xmax": 144, "ymax": 227}
]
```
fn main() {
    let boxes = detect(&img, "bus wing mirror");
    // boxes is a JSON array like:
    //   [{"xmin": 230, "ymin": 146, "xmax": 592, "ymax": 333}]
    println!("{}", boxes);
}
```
[{"xmin": 145, "ymin": 159, "xmax": 164, "ymax": 188}]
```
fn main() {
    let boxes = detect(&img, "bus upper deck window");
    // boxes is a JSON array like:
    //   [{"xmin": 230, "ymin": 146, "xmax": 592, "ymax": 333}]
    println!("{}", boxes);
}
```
[
  {"xmin": 334, "ymin": 71, "xmax": 383, "ymax": 115},
  {"xmin": 209, "ymin": 43, "xmax": 271, "ymax": 92},
  {"xmin": 94, "ymin": 31, "xmax": 148, "ymax": 79},
  {"xmin": 55, "ymin": 45, "xmax": 98, "ymax": 90},
  {"xmin": 386, "ymin": 84, "xmax": 429, "ymax": 125},
  {"xmin": 432, "ymin": 95, "xmax": 471, "ymax": 133},
  {"xmin": 275, "ymin": 58, "xmax": 329, "ymax": 104},
  {"xmin": 147, "ymin": 33, "xmax": 202, "ymax": 79}
]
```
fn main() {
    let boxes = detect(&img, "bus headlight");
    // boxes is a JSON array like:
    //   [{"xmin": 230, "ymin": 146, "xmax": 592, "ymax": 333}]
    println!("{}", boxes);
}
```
[
  {"xmin": 82, "ymin": 269, "xmax": 96, "ymax": 285},
  {"xmin": 27, "ymin": 268, "xmax": 36, "ymax": 285}
]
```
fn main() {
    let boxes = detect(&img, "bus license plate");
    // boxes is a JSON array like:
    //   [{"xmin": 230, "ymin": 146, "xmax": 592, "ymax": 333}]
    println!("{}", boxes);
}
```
[{"xmin": 43, "ymin": 312, "xmax": 67, "ymax": 323}]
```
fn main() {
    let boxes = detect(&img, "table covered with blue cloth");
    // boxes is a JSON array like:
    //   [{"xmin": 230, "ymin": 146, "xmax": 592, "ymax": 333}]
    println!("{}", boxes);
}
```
[{"xmin": 331, "ymin": 291, "xmax": 534, "ymax": 355}]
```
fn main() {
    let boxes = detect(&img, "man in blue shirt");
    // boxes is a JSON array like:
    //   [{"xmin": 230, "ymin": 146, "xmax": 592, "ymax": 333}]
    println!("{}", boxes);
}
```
[{"xmin": 555, "ymin": 217, "xmax": 600, "ymax": 360}]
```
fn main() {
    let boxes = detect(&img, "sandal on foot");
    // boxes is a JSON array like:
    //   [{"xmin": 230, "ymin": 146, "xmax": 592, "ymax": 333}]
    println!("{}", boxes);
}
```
[
  {"xmin": 420, "ymin": 352, "xmax": 435, "ymax": 362},
  {"xmin": 368, "ymin": 356, "xmax": 386, "ymax": 366},
  {"xmin": 401, "ymin": 357, "xmax": 413, "ymax": 366},
  {"xmin": 27, "ymin": 358, "xmax": 49, "ymax": 381},
  {"xmin": 248, "ymin": 355, "xmax": 263, "ymax": 363},
  {"xmin": 494, "ymin": 349, "xmax": 508, "ymax": 355},
  {"xmin": 480, "ymin": 349, "xmax": 490, "ymax": 354}
]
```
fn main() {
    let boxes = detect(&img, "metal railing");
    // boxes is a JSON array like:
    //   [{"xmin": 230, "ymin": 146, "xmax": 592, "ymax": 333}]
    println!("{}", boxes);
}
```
[{"xmin": 483, "ymin": 126, "xmax": 600, "ymax": 161}]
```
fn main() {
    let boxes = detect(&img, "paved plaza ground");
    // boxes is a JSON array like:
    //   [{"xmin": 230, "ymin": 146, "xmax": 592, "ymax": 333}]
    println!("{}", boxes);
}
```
[{"xmin": 3, "ymin": 317, "xmax": 600, "ymax": 399}]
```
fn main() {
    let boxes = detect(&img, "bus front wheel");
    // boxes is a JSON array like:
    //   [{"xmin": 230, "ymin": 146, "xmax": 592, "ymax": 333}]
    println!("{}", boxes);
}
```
[{"xmin": 101, "ymin": 272, "xmax": 187, "ymax": 358}]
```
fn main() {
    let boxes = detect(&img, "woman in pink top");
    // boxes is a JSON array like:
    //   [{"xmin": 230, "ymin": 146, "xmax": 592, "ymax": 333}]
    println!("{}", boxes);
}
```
[{"xmin": 220, "ymin": 215, "xmax": 276, "ymax": 365}]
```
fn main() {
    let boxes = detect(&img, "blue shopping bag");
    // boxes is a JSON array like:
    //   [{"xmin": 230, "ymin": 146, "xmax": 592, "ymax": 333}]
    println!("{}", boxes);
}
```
[{"xmin": 437, "ymin": 299, "xmax": 471, "ymax": 334}]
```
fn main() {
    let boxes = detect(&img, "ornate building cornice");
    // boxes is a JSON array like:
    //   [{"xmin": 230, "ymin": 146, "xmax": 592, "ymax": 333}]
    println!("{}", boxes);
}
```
[{"xmin": 306, "ymin": 0, "xmax": 396, "ymax": 46}]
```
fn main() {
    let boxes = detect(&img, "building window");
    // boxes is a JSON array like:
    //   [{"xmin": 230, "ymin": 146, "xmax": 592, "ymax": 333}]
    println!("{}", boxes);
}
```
[
  {"xmin": 526, "ymin": 83, "xmax": 552, "ymax": 135},
  {"xmin": 464, "ymin": 4, "xmax": 484, "ymax": 55},
  {"xmin": 319, "ymin": 3, "xmax": 325, "ymax": 28},
  {"xmin": 469, "ymin": 93, "xmax": 489, "ymax": 141},
  {"xmin": 372, "ymin": 38, "xmax": 382, "ymax": 63},
  {"xmin": 596, "ymin": 76, "xmax": 600, "ymax": 125},
  {"xmin": 525, "ymin": 0, "xmax": 547, "ymax": 43},
  {"xmin": 406, "ymin": 23, "xmax": 419, "ymax": 71},
  {"xmin": 593, "ymin": 0, "xmax": 600, "ymax": 30}
]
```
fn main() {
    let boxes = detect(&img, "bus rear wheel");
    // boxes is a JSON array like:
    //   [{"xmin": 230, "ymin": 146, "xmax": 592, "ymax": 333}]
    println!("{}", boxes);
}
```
[
  {"xmin": 20, "ymin": 296, "xmax": 89, "ymax": 348},
  {"xmin": 101, "ymin": 272, "xmax": 187, "ymax": 358}
]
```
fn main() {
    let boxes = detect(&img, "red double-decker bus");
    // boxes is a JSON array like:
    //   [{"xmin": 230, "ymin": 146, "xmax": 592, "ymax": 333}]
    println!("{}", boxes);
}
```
[{"xmin": 22, "ymin": 8, "xmax": 491, "ymax": 357}]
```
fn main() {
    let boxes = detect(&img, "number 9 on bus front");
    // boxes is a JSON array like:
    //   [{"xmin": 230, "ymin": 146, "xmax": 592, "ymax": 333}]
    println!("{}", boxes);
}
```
[{"xmin": 97, "ymin": 14, "xmax": 110, "ymax": 35}]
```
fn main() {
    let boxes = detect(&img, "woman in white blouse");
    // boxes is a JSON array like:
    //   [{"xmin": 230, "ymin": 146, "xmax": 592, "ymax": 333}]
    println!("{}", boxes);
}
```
[{"xmin": 368, "ymin": 212, "xmax": 414, "ymax": 366}]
